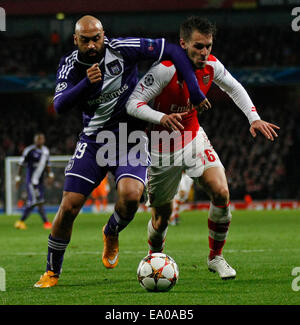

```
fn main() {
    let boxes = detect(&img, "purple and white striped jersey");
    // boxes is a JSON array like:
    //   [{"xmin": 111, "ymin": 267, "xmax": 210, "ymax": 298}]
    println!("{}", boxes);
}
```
[
  {"xmin": 19, "ymin": 145, "xmax": 50, "ymax": 186},
  {"xmin": 54, "ymin": 37, "xmax": 168, "ymax": 136}
]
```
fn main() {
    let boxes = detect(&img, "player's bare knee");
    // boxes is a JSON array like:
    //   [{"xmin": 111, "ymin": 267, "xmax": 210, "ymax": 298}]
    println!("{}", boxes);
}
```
[
  {"xmin": 212, "ymin": 186, "xmax": 230, "ymax": 206},
  {"xmin": 59, "ymin": 192, "xmax": 85, "ymax": 219},
  {"xmin": 124, "ymin": 187, "xmax": 143, "ymax": 202},
  {"xmin": 59, "ymin": 201, "xmax": 80, "ymax": 221}
]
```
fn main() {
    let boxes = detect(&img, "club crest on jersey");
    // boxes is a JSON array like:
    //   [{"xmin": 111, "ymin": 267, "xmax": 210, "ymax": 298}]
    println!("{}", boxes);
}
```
[
  {"xmin": 202, "ymin": 75, "xmax": 210, "ymax": 85},
  {"xmin": 144, "ymin": 73, "xmax": 154, "ymax": 86},
  {"xmin": 65, "ymin": 159, "xmax": 74, "ymax": 172},
  {"xmin": 107, "ymin": 60, "xmax": 122, "ymax": 75}
]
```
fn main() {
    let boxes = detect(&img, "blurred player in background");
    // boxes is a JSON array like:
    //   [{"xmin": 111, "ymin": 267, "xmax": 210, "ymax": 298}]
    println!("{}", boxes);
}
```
[
  {"xmin": 14, "ymin": 133, "xmax": 54, "ymax": 230},
  {"xmin": 169, "ymin": 172, "xmax": 193, "ymax": 225},
  {"xmin": 34, "ymin": 15, "xmax": 210, "ymax": 287},
  {"xmin": 126, "ymin": 16, "xmax": 280, "ymax": 279}
]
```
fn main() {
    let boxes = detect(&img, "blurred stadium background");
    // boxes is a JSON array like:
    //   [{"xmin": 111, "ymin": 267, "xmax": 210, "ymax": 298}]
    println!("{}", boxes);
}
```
[{"xmin": 0, "ymin": 0, "xmax": 300, "ymax": 214}]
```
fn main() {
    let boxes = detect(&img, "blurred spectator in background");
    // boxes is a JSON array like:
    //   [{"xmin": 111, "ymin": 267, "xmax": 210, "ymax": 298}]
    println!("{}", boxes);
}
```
[
  {"xmin": 50, "ymin": 30, "xmax": 60, "ymax": 48},
  {"xmin": 0, "ymin": 25, "xmax": 299, "ymax": 76}
]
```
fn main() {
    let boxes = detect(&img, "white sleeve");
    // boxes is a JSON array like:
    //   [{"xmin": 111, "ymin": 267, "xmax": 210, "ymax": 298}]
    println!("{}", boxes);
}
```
[
  {"xmin": 31, "ymin": 146, "xmax": 49, "ymax": 185},
  {"xmin": 18, "ymin": 145, "xmax": 33, "ymax": 166},
  {"xmin": 126, "ymin": 63, "xmax": 175, "ymax": 124},
  {"xmin": 212, "ymin": 59, "xmax": 261, "ymax": 125}
]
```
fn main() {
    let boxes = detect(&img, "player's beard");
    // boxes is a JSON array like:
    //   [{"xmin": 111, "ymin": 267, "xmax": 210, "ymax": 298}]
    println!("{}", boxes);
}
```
[{"xmin": 78, "ymin": 48, "xmax": 103, "ymax": 64}]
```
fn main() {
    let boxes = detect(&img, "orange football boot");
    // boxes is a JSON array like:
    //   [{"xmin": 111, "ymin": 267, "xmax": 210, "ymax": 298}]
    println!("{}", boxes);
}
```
[
  {"xmin": 14, "ymin": 220, "xmax": 27, "ymax": 230},
  {"xmin": 43, "ymin": 221, "xmax": 52, "ymax": 230},
  {"xmin": 34, "ymin": 271, "xmax": 59, "ymax": 288},
  {"xmin": 102, "ymin": 225, "xmax": 119, "ymax": 269}
]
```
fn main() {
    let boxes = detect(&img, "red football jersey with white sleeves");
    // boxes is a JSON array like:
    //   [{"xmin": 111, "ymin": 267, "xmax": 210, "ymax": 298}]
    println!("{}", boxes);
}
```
[
  {"xmin": 152, "ymin": 60, "xmax": 200, "ymax": 138},
  {"xmin": 126, "ymin": 54, "xmax": 260, "ymax": 150}
]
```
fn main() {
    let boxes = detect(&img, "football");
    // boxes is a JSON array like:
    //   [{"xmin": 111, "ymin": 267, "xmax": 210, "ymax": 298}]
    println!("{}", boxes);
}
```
[{"xmin": 137, "ymin": 253, "xmax": 179, "ymax": 292}]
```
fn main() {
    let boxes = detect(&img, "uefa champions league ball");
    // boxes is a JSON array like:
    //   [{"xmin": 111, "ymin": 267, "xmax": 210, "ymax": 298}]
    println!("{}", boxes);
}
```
[{"xmin": 137, "ymin": 253, "xmax": 179, "ymax": 292}]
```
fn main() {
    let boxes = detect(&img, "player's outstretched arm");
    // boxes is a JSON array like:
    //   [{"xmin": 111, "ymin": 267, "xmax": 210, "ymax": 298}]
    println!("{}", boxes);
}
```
[
  {"xmin": 249, "ymin": 120, "xmax": 280, "ymax": 141},
  {"xmin": 54, "ymin": 77, "xmax": 91, "ymax": 114},
  {"xmin": 162, "ymin": 42, "xmax": 210, "ymax": 107},
  {"xmin": 126, "ymin": 61, "xmax": 188, "ymax": 131}
]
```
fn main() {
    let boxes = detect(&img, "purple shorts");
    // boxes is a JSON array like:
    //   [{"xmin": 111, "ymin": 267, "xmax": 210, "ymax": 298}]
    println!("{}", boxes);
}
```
[{"xmin": 64, "ymin": 134, "xmax": 150, "ymax": 196}]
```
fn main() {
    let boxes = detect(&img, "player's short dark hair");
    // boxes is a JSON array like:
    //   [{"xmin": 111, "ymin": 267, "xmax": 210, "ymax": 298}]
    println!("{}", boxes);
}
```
[
  {"xmin": 180, "ymin": 16, "xmax": 217, "ymax": 41},
  {"xmin": 34, "ymin": 133, "xmax": 45, "ymax": 140},
  {"xmin": 34, "ymin": 132, "xmax": 45, "ymax": 137}
]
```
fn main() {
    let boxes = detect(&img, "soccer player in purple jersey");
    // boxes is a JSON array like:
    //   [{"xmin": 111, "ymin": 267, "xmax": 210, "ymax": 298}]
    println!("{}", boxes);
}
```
[
  {"xmin": 14, "ymin": 133, "xmax": 54, "ymax": 230},
  {"xmin": 34, "ymin": 15, "xmax": 210, "ymax": 288}
]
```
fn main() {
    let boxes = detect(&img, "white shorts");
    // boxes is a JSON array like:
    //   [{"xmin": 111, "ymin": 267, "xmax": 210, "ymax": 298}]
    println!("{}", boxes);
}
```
[{"xmin": 148, "ymin": 127, "xmax": 223, "ymax": 207}]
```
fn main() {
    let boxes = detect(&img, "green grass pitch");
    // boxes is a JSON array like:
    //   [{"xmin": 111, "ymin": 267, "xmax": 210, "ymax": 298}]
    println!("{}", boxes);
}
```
[{"xmin": 0, "ymin": 209, "xmax": 300, "ymax": 305}]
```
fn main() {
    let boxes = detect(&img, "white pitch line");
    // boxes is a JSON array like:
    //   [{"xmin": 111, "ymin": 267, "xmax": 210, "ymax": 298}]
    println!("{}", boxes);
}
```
[
  {"xmin": 225, "ymin": 249, "xmax": 270, "ymax": 253},
  {"xmin": 0, "ymin": 250, "xmax": 147, "ymax": 256},
  {"xmin": 0, "ymin": 248, "xmax": 299, "ymax": 256}
]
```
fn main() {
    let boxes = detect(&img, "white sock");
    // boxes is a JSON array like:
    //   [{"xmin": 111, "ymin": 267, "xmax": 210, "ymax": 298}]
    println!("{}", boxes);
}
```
[{"xmin": 147, "ymin": 219, "xmax": 168, "ymax": 253}]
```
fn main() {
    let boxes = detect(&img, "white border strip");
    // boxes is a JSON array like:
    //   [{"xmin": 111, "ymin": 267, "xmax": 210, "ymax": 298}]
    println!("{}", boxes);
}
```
[{"xmin": 65, "ymin": 173, "xmax": 95, "ymax": 184}]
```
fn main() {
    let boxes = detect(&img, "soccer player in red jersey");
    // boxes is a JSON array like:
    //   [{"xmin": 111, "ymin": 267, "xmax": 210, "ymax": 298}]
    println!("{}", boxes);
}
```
[{"xmin": 126, "ymin": 17, "xmax": 280, "ymax": 279}]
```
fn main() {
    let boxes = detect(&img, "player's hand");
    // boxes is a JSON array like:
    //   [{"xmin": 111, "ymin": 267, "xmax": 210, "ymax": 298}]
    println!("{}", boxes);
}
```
[
  {"xmin": 195, "ymin": 98, "xmax": 211, "ymax": 114},
  {"xmin": 160, "ymin": 112, "xmax": 188, "ymax": 132},
  {"xmin": 15, "ymin": 175, "xmax": 21, "ymax": 189},
  {"xmin": 87, "ymin": 63, "xmax": 102, "ymax": 84},
  {"xmin": 250, "ymin": 120, "xmax": 280, "ymax": 141},
  {"xmin": 47, "ymin": 172, "xmax": 54, "ymax": 185}
]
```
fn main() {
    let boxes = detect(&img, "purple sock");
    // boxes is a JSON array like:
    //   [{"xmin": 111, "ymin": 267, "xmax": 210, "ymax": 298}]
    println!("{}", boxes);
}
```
[
  {"xmin": 38, "ymin": 205, "xmax": 48, "ymax": 223},
  {"xmin": 104, "ymin": 211, "xmax": 132, "ymax": 236},
  {"xmin": 46, "ymin": 234, "xmax": 69, "ymax": 276},
  {"xmin": 20, "ymin": 206, "xmax": 33, "ymax": 221}
]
